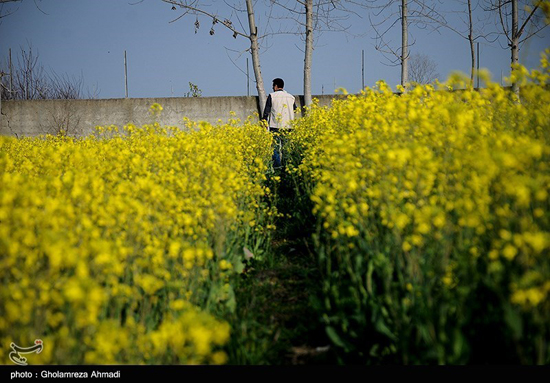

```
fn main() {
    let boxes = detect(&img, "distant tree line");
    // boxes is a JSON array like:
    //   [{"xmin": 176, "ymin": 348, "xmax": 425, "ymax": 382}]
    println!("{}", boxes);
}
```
[
  {"xmin": 163, "ymin": 0, "xmax": 548, "ymax": 107},
  {"xmin": 1, "ymin": 44, "xmax": 85, "ymax": 100},
  {"xmin": 2, "ymin": 1, "xmax": 548, "ymax": 102}
]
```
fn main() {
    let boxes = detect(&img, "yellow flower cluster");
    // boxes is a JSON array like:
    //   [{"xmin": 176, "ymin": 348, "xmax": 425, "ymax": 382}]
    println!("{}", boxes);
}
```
[
  {"xmin": 0, "ymin": 115, "xmax": 274, "ymax": 364},
  {"xmin": 287, "ymin": 50, "xmax": 550, "ymax": 362}
]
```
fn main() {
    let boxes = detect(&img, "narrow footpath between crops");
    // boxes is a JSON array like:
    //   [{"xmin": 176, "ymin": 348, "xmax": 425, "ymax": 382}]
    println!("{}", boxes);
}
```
[{"xmin": 226, "ymin": 168, "xmax": 337, "ymax": 365}]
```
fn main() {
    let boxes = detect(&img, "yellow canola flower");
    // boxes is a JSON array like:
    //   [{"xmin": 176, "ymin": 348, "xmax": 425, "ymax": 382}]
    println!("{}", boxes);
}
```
[
  {"xmin": 287, "ymin": 50, "xmax": 550, "ymax": 321},
  {"xmin": 0, "ymin": 115, "xmax": 276, "ymax": 364}
]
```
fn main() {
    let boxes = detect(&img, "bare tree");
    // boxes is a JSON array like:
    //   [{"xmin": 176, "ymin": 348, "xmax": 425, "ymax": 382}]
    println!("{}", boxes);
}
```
[
  {"xmin": 410, "ymin": 0, "xmax": 498, "ymax": 87},
  {"xmin": 267, "ymin": 0, "xmax": 352, "ymax": 107},
  {"xmin": 1, "ymin": 44, "xmax": 49, "ymax": 100},
  {"xmin": 1, "ymin": 43, "xmax": 83, "ymax": 100},
  {"xmin": 485, "ymin": 0, "xmax": 548, "ymax": 93},
  {"xmin": 408, "ymin": 52, "xmax": 439, "ymax": 84},
  {"xmin": 401, "ymin": 0, "xmax": 409, "ymax": 87},
  {"xmin": 161, "ymin": 0, "xmax": 268, "ymax": 113},
  {"xmin": 0, "ymin": 43, "xmax": 86, "ymax": 136},
  {"xmin": 45, "ymin": 99, "xmax": 82, "ymax": 136},
  {"xmin": 304, "ymin": 0, "xmax": 314, "ymax": 107},
  {"xmin": 367, "ymin": 0, "xmax": 439, "ymax": 88},
  {"xmin": 366, "ymin": 0, "xmax": 409, "ymax": 86},
  {"xmin": 49, "ymin": 71, "xmax": 84, "ymax": 99},
  {"xmin": 162, "ymin": 1, "xmax": 353, "ymax": 109}
]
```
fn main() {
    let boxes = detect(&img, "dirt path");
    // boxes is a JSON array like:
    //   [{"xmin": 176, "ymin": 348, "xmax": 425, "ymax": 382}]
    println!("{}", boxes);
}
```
[{"xmin": 227, "ymin": 169, "xmax": 335, "ymax": 365}]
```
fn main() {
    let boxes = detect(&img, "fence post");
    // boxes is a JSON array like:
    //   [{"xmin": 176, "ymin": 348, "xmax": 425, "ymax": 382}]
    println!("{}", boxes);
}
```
[{"xmin": 124, "ymin": 50, "xmax": 129, "ymax": 98}]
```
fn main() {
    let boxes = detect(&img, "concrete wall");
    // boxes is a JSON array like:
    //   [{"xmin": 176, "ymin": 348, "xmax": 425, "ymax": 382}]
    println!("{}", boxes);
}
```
[{"xmin": 0, "ymin": 95, "xmax": 337, "ymax": 138}]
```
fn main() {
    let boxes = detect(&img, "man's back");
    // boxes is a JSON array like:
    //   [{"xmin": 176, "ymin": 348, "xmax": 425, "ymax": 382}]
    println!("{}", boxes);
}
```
[{"xmin": 263, "ymin": 89, "xmax": 296, "ymax": 130}]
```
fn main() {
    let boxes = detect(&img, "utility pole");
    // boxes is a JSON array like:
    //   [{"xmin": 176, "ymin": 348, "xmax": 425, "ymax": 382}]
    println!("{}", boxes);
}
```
[
  {"xmin": 9, "ymin": 48, "xmax": 13, "ymax": 95},
  {"xmin": 362, "ymin": 49, "xmax": 365, "ymax": 90},
  {"xmin": 124, "ymin": 50, "xmax": 129, "ymax": 98},
  {"xmin": 247, "ymin": 58, "xmax": 250, "ymax": 97}
]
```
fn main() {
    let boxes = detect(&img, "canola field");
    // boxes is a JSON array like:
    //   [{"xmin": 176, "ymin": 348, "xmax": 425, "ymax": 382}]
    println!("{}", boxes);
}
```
[
  {"xmin": 0, "ymin": 112, "xmax": 275, "ymax": 364},
  {"xmin": 286, "ymin": 52, "xmax": 550, "ymax": 364},
  {"xmin": 1, "ymin": 52, "xmax": 549, "ymax": 364}
]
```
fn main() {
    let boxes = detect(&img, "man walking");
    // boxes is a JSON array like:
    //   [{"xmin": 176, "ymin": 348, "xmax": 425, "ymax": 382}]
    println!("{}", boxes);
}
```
[{"xmin": 261, "ymin": 78, "xmax": 297, "ymax": 167}]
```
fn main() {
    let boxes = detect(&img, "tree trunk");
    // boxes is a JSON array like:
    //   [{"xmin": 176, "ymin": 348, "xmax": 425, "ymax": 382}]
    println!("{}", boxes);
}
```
[
  {"xmin": 401, "ymin": 0, "xmax": 408, "ymax": 87},
  {"xmin": 468, "ymin": 0, "xmax": 475, "ymax": 87},
  {"xmin": 304, "ymin": 0, "xmax": 313, "ymax": 107},
  {"xmin": 245, "ymin": 0, "xmax": 267, "ymax": 115},
  {"xmin": 511, "ymin": 0, "xmax": 520, "ymax": 95}
]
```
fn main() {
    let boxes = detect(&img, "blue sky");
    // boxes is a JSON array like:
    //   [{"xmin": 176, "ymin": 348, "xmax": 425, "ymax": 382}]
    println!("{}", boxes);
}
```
[{"xmin": 1, "ymin": 0, "xmax": 548, "ymax": 99}]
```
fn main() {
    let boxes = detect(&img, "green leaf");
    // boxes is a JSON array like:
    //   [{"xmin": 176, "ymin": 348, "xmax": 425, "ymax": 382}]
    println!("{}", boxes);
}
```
[
  {"xmin": 374, "ymin": 317, "xmax": 397, "ymax": 341},
  {"xmin": 367, "ymin": 260, "xmax": 374, "ymax": 294},
  {"xmin": 453, "ymin": 330, "xmax": 465, "ymax": 357},
  {"xmin": 326, "ymin": 326, "xmax": 346, "ymax": 349},
  {"xmin": 225, "ymin": 285, "xmax": 236, "ymax": 314},
  {"xmin": 418, "ymin": 325, "xmax": 432, "ymax": 343},
  {"xmin": 369, "ymin": 344, "xmax": 380, "ymax": 357},
  {"xmin": 234, "ymin": 259, "xmax": 245, "ymax": 274},
  {"xmin": 504, "ymin": 303, "xmax": 523, "ymax": 339}
]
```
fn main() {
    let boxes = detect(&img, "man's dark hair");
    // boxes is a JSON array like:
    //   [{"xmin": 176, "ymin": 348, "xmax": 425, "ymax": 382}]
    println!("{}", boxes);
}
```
[{"xmin": 273, "ymin": 78, "xmax": 284, "ymax": 89}]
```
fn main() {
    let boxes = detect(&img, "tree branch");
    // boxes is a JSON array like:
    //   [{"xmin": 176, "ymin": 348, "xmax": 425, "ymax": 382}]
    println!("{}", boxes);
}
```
[
  {"xmin": 517, "ymin": 1, "xmax": 540, "ymax": 38},
  {"xmin": 161, "ymin": 0, "xmax": 249, "ymax": 39}
]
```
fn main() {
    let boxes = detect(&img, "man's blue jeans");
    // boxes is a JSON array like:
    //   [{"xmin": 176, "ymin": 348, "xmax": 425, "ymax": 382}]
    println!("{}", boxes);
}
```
[{"xmin": 270, "ymin": 129, "xmax": 283, "ymax": 168}]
